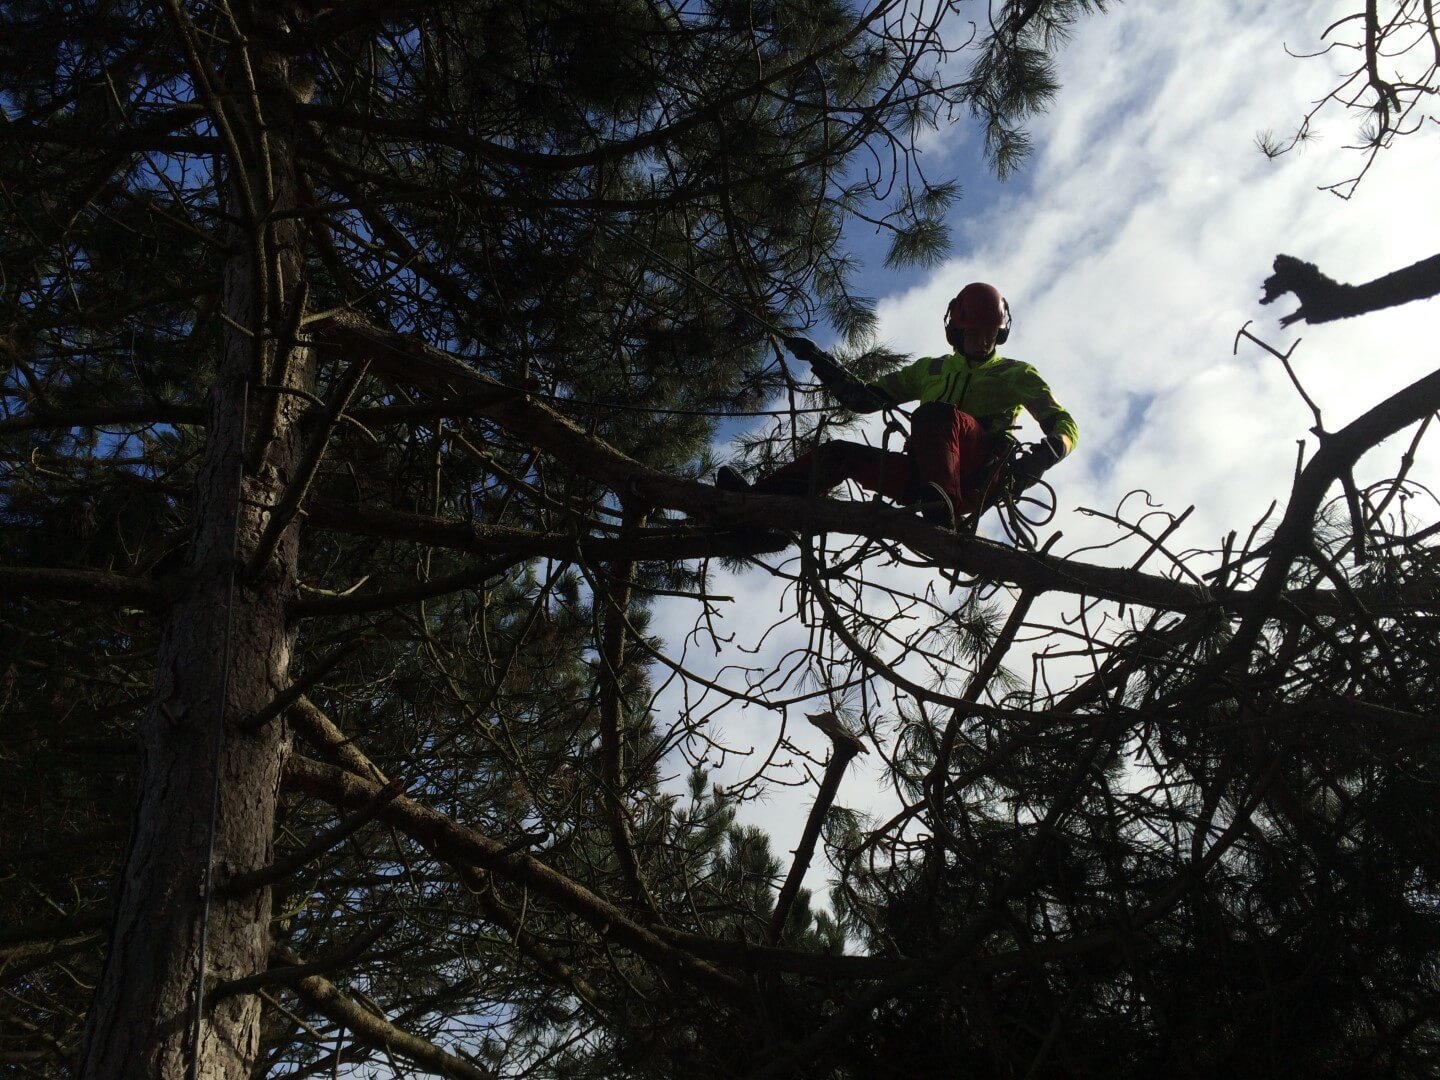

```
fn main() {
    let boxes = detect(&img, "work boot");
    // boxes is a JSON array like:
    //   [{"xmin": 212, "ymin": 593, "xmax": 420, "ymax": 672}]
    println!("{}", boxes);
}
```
[{"xmin": 715, "ymin": 465, "xmax": 751, "ymax": 492}]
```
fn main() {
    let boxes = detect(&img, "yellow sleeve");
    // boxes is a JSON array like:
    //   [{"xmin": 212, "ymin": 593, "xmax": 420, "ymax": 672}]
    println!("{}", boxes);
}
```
[{"xmin": 873, "ymin": 355, "xmax": 935, "ymax": 404}]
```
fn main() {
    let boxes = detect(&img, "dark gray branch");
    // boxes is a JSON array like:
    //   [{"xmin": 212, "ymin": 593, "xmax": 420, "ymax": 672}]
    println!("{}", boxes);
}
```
[{"xmin": 1261, "ymin": 252, "xmax": 1440, "ymax": 326}]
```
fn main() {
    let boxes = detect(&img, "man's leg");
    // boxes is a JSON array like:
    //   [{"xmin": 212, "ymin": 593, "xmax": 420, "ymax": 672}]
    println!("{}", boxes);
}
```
[
  {"xmin": 907, "ymin": 403, "xmax": 990, "ymax": 512},
  {"xmin": 747, "ymin": 440, "xmax": 913, "ymax": 501}
]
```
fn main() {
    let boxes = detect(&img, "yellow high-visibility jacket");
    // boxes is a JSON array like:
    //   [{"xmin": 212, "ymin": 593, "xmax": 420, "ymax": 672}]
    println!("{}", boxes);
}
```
[{"xmin": 872, "ymin": 350, "xmax": 1078, "ymax": 454}]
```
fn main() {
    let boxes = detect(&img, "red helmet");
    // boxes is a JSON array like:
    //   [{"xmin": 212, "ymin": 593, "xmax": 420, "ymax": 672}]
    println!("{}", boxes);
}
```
[{"xmin": 944, "ymin": 282, "xmax": 1011, "ymax": 349}]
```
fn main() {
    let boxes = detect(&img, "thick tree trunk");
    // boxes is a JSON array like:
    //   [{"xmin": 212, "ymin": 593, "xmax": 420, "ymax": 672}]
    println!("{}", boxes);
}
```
[{"xmin": 77, "ymin": 13, "xmax": 310, "ymax": 1077}]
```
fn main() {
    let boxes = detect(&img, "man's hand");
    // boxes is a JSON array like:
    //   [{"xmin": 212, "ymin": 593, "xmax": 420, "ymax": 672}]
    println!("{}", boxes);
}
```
[
  {"xmin": 783, "ymin": 335, "xmax": 844, "ymax": 382},
  {"xmin": 1009, "ymin": 439, "xmax": 1063, "ymax": 493},
  {"xmin": 783, "ymin": 335, "xmax": 895, "ymax": 413}
]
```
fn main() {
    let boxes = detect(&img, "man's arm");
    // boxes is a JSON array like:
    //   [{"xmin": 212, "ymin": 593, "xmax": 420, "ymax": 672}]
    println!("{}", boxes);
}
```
[
  {"xmin": 1012, "ymin": 367, "xmax": 1078, "ymax": 489},
  {"xmin": 784, "ymin": 337, "xmax": 901, "ymax": 413}
]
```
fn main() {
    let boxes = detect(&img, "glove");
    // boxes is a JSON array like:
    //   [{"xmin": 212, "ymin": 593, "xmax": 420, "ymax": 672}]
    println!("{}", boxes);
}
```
[
  {"xmin": 1009, "ymin": 438, "xmax": 1063, "ymax": 492},
  {"xmin": 783, "ymin": 335, "xmax": 845, "ymax": 383}
]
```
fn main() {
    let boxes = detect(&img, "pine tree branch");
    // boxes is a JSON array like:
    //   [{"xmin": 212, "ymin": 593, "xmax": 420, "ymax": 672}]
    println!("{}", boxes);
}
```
[
  {"xmin": 302, "ymin": 502, "xmax": 787, "ymax": 566},
  {"xmin": 0, "ymin": 108, "xmax": 215, "ymax": 154},
  {"xmin": 0, "ymin": 911, "xmax": 111, "ymax": 950},
  {"xmin": 282, "ymin": 753, "xmax": 749, "ymax": 1003},
  {"xmin": 0, "ymin": 566, "xmax": 167, "ymax": 608},
  {"xmin": 1195, "ymin": 358, "xmax": 1440, "ymax": 689},
  {"xmin": 305, "ymin": 485, "xmax": 1434, "ymax": 628},
  {"xmin": 0, "ymin": 404, "xmax": 205, "ymax": 435},
  {"xmin": 766, "ymin": 712, "xmax": 866, "ymax": 945},
  {"xmin": 345, "ymin": 395, "xmax": 516, "ymax": 428},
  {"xmin": 273, "ymin": 691, "xmax": 605, "ymax": 1025},
  {"xmin": 858, "ymin": 612, "xmax": 1201, "ymax": 853},
  {"xmin": 282, "ymin": 969, "xmax": 497, "ymax": 1080},
  {"xmin": 219, "ymin": 779, "xmax": 404, "ymax": 895},
  {"xmin": 451, "ymin": 863, "xmax": 611, "ymax": 1020},
  {"xmin": 247, "ymin": 358, "xmax": 370, "ymax": 579},
  {"xmin": 0, "ymin": 825, "xmax": 127, "ymax": 866},
  {"xmin": 753, "ymin": 732, "xmax": 1119, "ymax": 1079},
  {"xmin": 257, "ymin": 0, "xmax": 441, "ymax": 52},
  {"xmin": 288, "ymin": 556, "xmax": 528, "ymax": 618},
  {"xmin": 313, "ymin": 312, "xmax": 1440, "ymax": 623},
  {"xmin": 210, "ymin": 926, "xmax": 395, "ymax": 1002},
  {"xmin": 662, "ymin": 925, "xmax": 1124, "ymax": 981},
  {"xmin": 0, "ymin": 934, "xmax": 104, "ymax": 986},
  {"xmin": 281, "ymin": 702, "xmax": 1120, "ymax": 990},
  {"xmin": 591, "ymin": 508, "xmax": 660, "ymax": 912},
  {"xmin": 291, "ymin": 5, "xmax": 895, "ymax": 176},
  {"xmin": 286, "ymin": 695, "xmax": 389, "ymax": 784},
  {"xmin": 241, "ymin": 637, "xmax": 369, "ymax": 733}
]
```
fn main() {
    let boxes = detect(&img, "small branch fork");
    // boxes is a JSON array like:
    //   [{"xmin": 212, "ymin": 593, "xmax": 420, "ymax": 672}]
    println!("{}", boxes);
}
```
[
  {"xmin": 766, "ymin": 711, "xmax": 867, "ymax": 945},
  {"xmin": 1234, "ymin": 321, "xmax": 1323, "ymax": 432}
]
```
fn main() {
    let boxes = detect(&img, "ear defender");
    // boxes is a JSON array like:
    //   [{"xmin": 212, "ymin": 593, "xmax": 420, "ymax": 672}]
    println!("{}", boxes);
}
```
[{"xmin": 944, "ymin": 309, "xmax": 965, "ymax": 350}]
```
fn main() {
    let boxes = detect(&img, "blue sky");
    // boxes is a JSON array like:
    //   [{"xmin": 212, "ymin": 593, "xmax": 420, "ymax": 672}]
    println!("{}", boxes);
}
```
[{"xmin": 652, "ymin": 0, "xmax": 1440, "ymax": 883}]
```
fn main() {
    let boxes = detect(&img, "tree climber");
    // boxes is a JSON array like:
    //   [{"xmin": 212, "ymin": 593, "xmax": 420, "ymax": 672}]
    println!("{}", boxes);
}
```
[{"xmin": 716, "ymin": 282, "xmax": 1078, "ymax": 524}]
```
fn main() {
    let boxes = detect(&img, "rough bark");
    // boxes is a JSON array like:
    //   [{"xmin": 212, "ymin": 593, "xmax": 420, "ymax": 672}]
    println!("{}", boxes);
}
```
[{"xmin": 76, "ymin": 11, "xmax": 310, "ymax": 1078}]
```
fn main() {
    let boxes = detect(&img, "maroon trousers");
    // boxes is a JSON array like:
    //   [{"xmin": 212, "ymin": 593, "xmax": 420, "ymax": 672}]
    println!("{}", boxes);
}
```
[{"xmin": 753, "ymin": 403, "xmax": 996, "ymax": 512}]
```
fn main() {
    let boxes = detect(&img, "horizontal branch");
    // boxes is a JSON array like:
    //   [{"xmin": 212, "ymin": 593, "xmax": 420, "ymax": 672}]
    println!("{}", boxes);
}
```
[
  {"xmin": 212, "ymin": 928, "xmax": 395, "ymax": 1002},
  {"xmin": 295, "ymin": 20, "xmax": 873, "ymax": 176},
  {"xmin": 0, "ymin": 911, "xmax": 110, "ymax": 950},
  {"xmin": 289, "ymin": 556, "xmax": 530, "ymax": 618},
  {"xmin": 662, "ymin": 926, "xmax": 1123, "ymax": 983},
  {"xmin": 303, "ymin": 498, "xmax": 1430, "ymax": 623},
  {"xmin": 0, "ymin": 397, "xmax": 515, "ymax": 437},
  {"xmin": 319, "ymin": 316, "xmax": 1215, "ymax": 606},
  {"xmin": 303, "ymin": 502, "xmax": 787, "ymax": 567},
  {"xmin": 0, "ymin": 565, "xmax": 167, "ymax": 608},
  {"xmin": 0, "ymin": 934, "xmax": 103, "ymax": 986},
  {"xmin": 220, "ymin": 779, "xmax": 405, "ymax": 895},
  {"xmin": 1262, "ymin": 251, "xmax": 1440, "ymax": 325},
  {"xmin": 0, "ymin": 113, "xmax": 216, "ymax": 155},
  {"xmin": 0, "ymin": 403, "xmax": 205, "ymax": 435},
  {"xmin": 321, "ymin": 314, "xmax": 1440, "ymax": 620}
]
